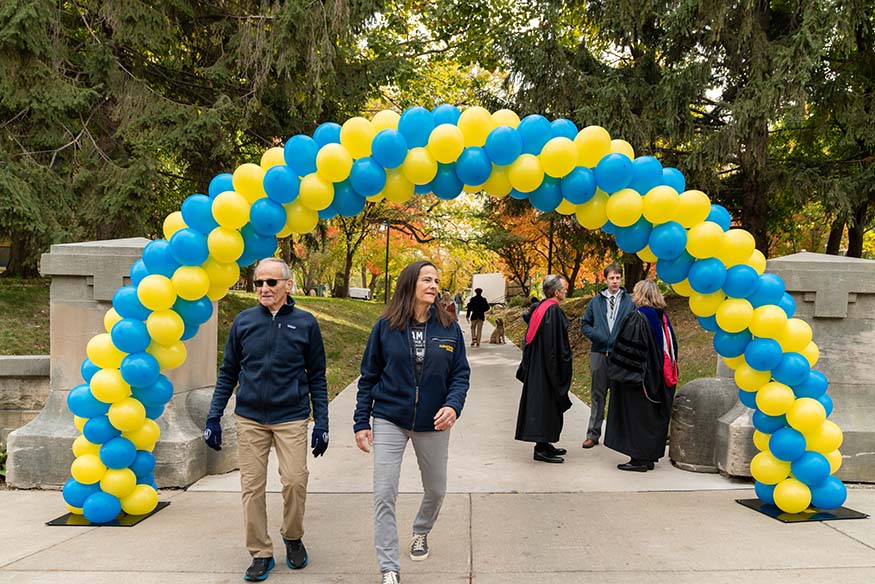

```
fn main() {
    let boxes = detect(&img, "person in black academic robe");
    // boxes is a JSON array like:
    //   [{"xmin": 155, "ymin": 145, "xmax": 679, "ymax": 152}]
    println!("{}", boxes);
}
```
[
  {"xmin": 605, "ymin": 279, "xmax": 678, "ymax": 472},
  {"xmin": 515, "ymin": 275, "xmax": 573, "ymax": 463}
]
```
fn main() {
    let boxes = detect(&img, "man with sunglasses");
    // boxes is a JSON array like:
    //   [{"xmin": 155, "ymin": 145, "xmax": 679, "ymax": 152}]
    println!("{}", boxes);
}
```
[{"xmin": 204, "ymin": 257, "xmax": 329, "ymax": 581}]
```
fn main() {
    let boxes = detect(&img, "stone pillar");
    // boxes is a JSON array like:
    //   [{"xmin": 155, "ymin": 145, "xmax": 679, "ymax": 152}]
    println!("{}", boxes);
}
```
[{"xmin": 6, "ymin": 238, "xmax": 231, "ymax": 488}]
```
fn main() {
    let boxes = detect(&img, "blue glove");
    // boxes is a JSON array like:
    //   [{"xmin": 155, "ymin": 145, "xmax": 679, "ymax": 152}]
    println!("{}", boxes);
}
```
[
  {"xmin": 311, "ymin": 428, "xmax": 328, "ymax": 457},
  {"xmin": 204, "ymin": 417, "xmax": 222, "ymax": 451}
]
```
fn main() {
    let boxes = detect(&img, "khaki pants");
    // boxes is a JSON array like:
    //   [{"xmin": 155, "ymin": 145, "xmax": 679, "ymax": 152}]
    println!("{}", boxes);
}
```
[
  {"xmin": 237, "ymin": 416, "xmax": 309, "ymax": 558},
  {"xmin": 470, "ymin": 319, "xmax": 484, "ymax": 345}
]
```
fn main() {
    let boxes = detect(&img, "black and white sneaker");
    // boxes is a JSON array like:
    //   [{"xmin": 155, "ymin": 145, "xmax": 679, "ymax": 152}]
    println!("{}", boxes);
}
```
[
  {"xmin": 410, "ymin": 533, "xmax": 429, "ymax": 561},
  {"xmin": 381, "ymin": 571, "xmax": 401, "ymax": 584}
]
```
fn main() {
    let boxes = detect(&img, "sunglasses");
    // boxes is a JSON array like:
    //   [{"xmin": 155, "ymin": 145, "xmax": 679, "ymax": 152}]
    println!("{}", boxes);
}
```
[{"xmin": 254, "ymin": 278, "xmax": 287, "ymax": 288}]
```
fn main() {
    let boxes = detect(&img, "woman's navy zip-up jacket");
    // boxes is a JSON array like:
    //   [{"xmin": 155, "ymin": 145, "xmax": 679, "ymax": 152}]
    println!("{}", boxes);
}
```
[
  {"xmin": 208, "ymin": 296, "xmax": 329, "ymax": 430},
  {"xmin": 353, "ymin": 308, "xmax": 470, "ymax": 433}
]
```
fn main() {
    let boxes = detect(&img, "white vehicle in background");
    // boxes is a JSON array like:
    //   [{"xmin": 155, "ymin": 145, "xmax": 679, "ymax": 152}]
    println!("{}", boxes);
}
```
[
  {"xmin": 348, "ymin": 287, "xmax": 372, "ymax": 300},
  {"xmin": 471, "ymin": 273, "xmax": 506, "ymax": 306}
]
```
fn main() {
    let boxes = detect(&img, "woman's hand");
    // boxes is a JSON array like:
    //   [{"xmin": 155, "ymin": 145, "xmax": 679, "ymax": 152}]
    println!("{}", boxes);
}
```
[
  {"xmin": 434, "ymin": 406, "xmax": 457, "ymax": 431},
  {"xmin": 355, "ymin": 429, "xmax": 373, "ymax": 453}
]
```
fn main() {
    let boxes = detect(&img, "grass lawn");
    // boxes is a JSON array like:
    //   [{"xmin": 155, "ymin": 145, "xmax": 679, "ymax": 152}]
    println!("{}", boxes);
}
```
[{"xmin": 0, "ymin": 278, "xmax": 51, "ymax": 355}]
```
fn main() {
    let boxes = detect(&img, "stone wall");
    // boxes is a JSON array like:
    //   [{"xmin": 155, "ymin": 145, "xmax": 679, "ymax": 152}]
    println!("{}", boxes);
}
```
[{"xmin": 0, "ymin": 356, "xmax": 50, "ymax": 444}]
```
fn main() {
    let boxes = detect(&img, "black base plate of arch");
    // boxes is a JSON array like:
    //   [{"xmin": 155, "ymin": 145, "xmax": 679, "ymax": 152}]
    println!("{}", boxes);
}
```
[
  {"xmin": 736, "ymin": 498, "xmax": 868, "ymax": 523},
  {"xmin": 46, "ymin": 501, "xmax": 170, "ymax": 527}
]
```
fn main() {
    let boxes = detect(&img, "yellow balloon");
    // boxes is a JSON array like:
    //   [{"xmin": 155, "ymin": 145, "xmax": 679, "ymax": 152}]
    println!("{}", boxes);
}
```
[
  {"xmin": 315, "ymin": 143, "xmax": 353, "ymax": 182},
  {"xmin": 463, "ymin": 183, "xmax": 484, "ymax": 194},
  {"xmin": 147, "ymin": 340, "xmax": 187, "ymax": 370},
  {"xmin": 72, "ymin": 435, "xmax": 101, "ymax": 458},
  {"xmin": 401, "ymin": 147, "xmax": 438, "ymax": 185},
  {"xmin": 90, "ymin": 368, "xmax": 131, "ymax": 403},
  {"xmin": 86, "ymin": 333, "xmax": 126, "ymax": 369},
  {"xmin": 689, "ymin": 291, "xmax": 725, "ymax": 317},
  {"xmin": 74, "ymin": 416, "xmax": 86, "ymax": 432},
  {"xmin": 753, "ymin": 430, "xmax": 771, "ymax": 451},
  {"xmin": 787, "ymin": 397, "xmax": 827, "ymax": 434},
  {"xmin": 283, "ymin": 200, "xmax": 319, "ymax": 234},
  {"xmin": 260, "ymin": 147, "xmax": 286, "ymax": 170},
  {"xmin": 298, "ymin": 173, "xmax": 334, "ymax": 211},
  {"xmin": 162, "ymin": 211, "xmax": 187, "ymax": 240},
  {"xmin": 207, "ymin": 226, "xmax": 244, "ymax": 263},
  {"xmin": 66, "ymin": 504, "xmax": 84, "ymax": 516},
  {"xmin": 426, "ymin": 124, "xmax": 465, "ymax": 164},
  {"xmin": 212, "ymin": 191, "xmax": 250, "ymax": 229},
  {"xmin": 202, "ymin": 257, "xmax": 240, "ymax": 288},
  {"xmin": 171, "ymin": 266, "xmax": 210, "ymax": 301},
  {"xmin": 671, "ymin": 278, "xmax": 694, "ymax": 297},
  {"xmin": 207, "ymin": 282, "xmax": 229, "ymax": 301},
  {"xmin": 483, "ymin": 165, "xmax": 512, "ymax": 197},
  {"xmin": 100, "ymin": 468, "xmax": 137, "ymax": 499},
  {"xmin": 540, "ymin": 137, "xmax": 577, "ymax": 178},
  {"xmin": 340, "ymin": 116, "xmax": 375, "ymax": 158},
  {"xmin": 637, "ymin": 245, "xmax": 658, "ymax": 263},
  {"xmin": 610, "ymin": 139, "xmax": 635, "ymax": 159},
  {"xmin": 716, "ymin": 298, "xmax": 754, "ymax": 333},
  {"xmin": 800, "ymin": 341, "xmax": 819, "ymax": 367},
  {"xmin": 606, "ymin": 188, "xmax": 644, "ymax": 227},
  {"xmin": 232, "ymin": 163, "xmax": 266, "ymax": 204},
  {"xmin": 457, "ymin": 106, "xmax": 495, "ymax": 147},
  {"xmin": 747, "ymin": 248, "xmax": 767, "ymax": 274},
  {"xmin": 734, "ymin": 362, "xmax": 771, "ymax": 392},
  {"xmin": 555, "ymin": 199, "xmax": 578, "ymax": 215},
  {"xmin": 121, "ymin": 484, "xmax": 159, "ymax": 516},
  {"xmin": 108, "ymin": 397, "xmax": 147, "ymax": 432},
  {"xmin": 777, "ymin": 318, "xmax": 813, "ymax": 352},
  {"xmin": 123, "ymin": 419, "xmax": 161, "ymax": 452},
  {"xmin": 756, "ymin": 381, "xmax": 795, "ymax": 416},
  {"xmin": 371, "ymin": 109, "xmax": 400, "ymax": 132},
  {"xmin": 749, "ymin": 305, "xmax": 788, "ymax": 339},
  {"xmin": 642, "ymin": 186, "xmax": 679, "ymax": 224},
  {"xmin": 382, "ymin": 169, "xmax": 415, "ymax": 203},
  {"xmin": 575, "ymin": 190, "xmax": 609, "ymax": 229},
  {"xmin": 146, "ymin": 310, "xmax": 184, "ymax": 345},
  {"xmin": 137, "ymin": 274, "xmax": 176, "ymax": 312},
  {"xmin": 508, "ymin": 154, "xmax": 544, "ymax": 193},
  {"xmin": 686, "ymin": 221, "xmax": 725, "ymax": 259},
  {"xmin": 825, "ymin": 449, "xmax": 843, "ymax": 473},
  {"xmin": 803, "ymin": 419, "xmax": 842, "ymax": 453},
  {"xmin": 492, "ymin": 109, "xmax": 520, "ymax": 128},
  {"xmin": 71, "ymin": 453, "xmax": 106, "ymax": 485},
  {"xmin": 675, "ymin": 190, "xmax": 711, "ymax": 228},
  {"xmin": 774, "ymin": 478, "xmax": 812, "ymax": 513},
  {"xmin": 366, "ymin": 192, "xmax": 384, "ymax": 202},
  {"xmin": 575, "ymin": 125, "xmax": 611, "ymax": 167},
  {"xmin": 103, "ymin": 308, "xmax": 123, "ymax": 334},
  {"xmin": 722, "ymin": 355, "xmax": 746, "ymax": 370},
  {"xmin": 750, "ymin": 451, "xmax": 790, "ymax": 485},
  {"xmin": 718, "ymin": 229, "xmax": 757, "ymax": 267}
]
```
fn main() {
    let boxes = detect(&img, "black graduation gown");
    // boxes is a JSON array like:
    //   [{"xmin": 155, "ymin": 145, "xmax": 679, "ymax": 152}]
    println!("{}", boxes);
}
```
[
  {"xmin": 515, "ymin": 304, "xmax": 573, "ymax": 443},
  {"xmin": 604, "ymin": 309, "xmax": 676, "ymax": 461}
]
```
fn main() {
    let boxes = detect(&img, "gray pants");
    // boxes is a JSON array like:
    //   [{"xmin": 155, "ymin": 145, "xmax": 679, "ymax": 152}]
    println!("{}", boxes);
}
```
[
  {"xmin": 587, "ymin": 352, "xmax": 610, "ymax": 440},
  {"xmin": 373, "ymin": 417, "xmax": 450, "ymax": 573}
]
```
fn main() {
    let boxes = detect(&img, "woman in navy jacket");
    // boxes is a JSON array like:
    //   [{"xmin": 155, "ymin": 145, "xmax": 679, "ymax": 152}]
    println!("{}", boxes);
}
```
[{"xmin": 354, "ymin": 260, "xmax": 470, "ymax": 584}]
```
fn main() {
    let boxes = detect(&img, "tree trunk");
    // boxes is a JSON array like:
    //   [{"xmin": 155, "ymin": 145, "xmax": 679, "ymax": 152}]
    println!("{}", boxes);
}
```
[
  {"xmin": 623, "ymin": 255, "xmax": 645, "ymax": 290},
  {"xmin": 2, "ymin": 232, "xmax": 41, "ymax": 278},
  {"xmin": 846, "ymin": 200, "xmax": 870, "ymax": 258},
  {"xmin": 825, "ymin": 217, "xmax": 845, "ymax": 255}
]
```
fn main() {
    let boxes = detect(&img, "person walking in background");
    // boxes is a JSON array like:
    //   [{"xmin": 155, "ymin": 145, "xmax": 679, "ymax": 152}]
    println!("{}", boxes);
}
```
[
  {"xmin": 441, "ymin": 290, "xmax": 458, "ymax": 321},
  {"xmin": 453, "ymin": 291, "xmax": 463, "ymax": 316},
  {"xmin": 204, "ymin": 258, "xmax": 329, "ymax": 581},
  {"xmin": 514, "ymin": 275, "xmax": 573, "ymax": 463},
  {"xmin": 465, "ymin": 287, "xmax": 490, "ymax": 347},
  {"xmin": 354, "ymin": 260, "xmax": 471, "ymax": 584},
  {"xmin": 605, "ymin": 279, "xmax": 678, "ymax": 472},
  {"xmin": 579, "ymin": 263, "xmax": 634, "ymax": 449}
]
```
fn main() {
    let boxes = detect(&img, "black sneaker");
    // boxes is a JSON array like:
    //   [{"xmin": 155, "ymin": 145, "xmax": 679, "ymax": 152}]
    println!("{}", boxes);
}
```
[
  {"xmin": 410, "ymin": 533, "xmax": 429, "ymax": 561},
  {"xmin": 244, "ymin": 556, "xmax": 275, "ymax": 581},
  {"xmin": 381, "ymin": 571, "xmax": 401, "ymax": 584},
  {"xmin": 284, "ymin": 538, "xmax": 309, "ymax": 569}
]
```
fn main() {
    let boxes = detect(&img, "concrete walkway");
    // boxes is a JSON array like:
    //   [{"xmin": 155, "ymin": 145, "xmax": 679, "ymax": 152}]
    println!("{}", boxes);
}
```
[{"xmin": 2, "ymin": 321, "xmax": 873, "ymax": 583}]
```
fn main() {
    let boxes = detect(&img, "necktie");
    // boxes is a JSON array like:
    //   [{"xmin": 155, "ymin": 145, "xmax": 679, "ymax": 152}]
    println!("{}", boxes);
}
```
[{"xmin": 610, "ymin": 295, "xmax": 615, "ymax": 313}]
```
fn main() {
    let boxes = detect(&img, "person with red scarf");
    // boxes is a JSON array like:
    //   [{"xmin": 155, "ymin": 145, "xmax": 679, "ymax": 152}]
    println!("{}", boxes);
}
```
[{"xmin": 514, "ymin": 275, "xmax": 573, "ymax": 463}]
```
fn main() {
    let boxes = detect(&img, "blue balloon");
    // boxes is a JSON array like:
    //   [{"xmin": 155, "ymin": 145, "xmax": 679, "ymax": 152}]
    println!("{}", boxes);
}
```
[
  {"xmin": 706, "ymin": 204, "xmax": 732, "ymax": 231},
  {"xmin": 550, "ymin": 118, "xmax": 578, "ymax": 140},
  {"xmin": 723, "ymin": 264, "xmax": 759, "ymax": 298},
  {"xmin": 263, "ymin": 165, "xmax": 300, "ymax": 204},
  {"xmin": 120, "ymin": 352, "xmax": 161, "ymax": 388},
  {"xmin": 414, "ymin": 183, "xmax": 432, "ymax": 195},
  {"xmin": 594, "ymin": 153, "xmax": 633, "ymax": 193},
  {"xmin": 284, "ymin": 134, "xmax": 319, "ymax": 176},
  {"xmin": 777, "ymin": 292, "xmax": 796, "ymax": 318},
  {"xmin": 629, "ymin": 156, "xmax": 663, "ymax": 194},
  {"xmin": 810, "ymin": 476, "xmax": 847, "ymax": 510},
  {"xmin": 713, "ymin": 329, "xmax": 752, "ymax": 358},
  {"xmin": 83, "ymin": 492, "xmax": 121, "ymax": 524},
  {"xmin": 130, "ymin": 450, "xmax": 157, "ymax": 478},
  {"xmin": 752, "ymin": 410, "xmax": 787, "ymax": 434},
  {"xmin": 484, "ymin": 126, "xmax": 523, "ymax": 166},
  {"xmin": 173, "ymin": 297, "xmax": 213, "ymax": 325},
  {"xmin": 100, "ymin": 436, "xmax": 137, "ymax": 469},
  {"xmin": 661, "ymin": 167, "xmax": 686, "ymax": 193},
  {"xmin": 144, "ymin": 403, "xmax": 165, "ymax": 419},
  {"xmin": 791, "ymin": 451, "xmax": 831, "ymax": 486},
  {"xmin": 615, "ymin": 217, "xmax": 653, "ymax": 253},
  {"xmin": 67, "ymin": 383, "xmax": 110, "ymax": 418},
  {"xmin": 239, "ymin": 225, "xmax": 278, "ymax": 264},
  {"xmin": 398, "ymin": 106, "xmax": 434, "ymax": 148},
  {"xmin": 332, "ymin": 180, "xmax": 367, "ymax": 217},
  {"xmin": 738, "ymin": 389, "xmax": 758, "ymax": 409},
  {"xmin": 754, "ymin": 481, "xmax": 777, "ymax": 505},
  {"xmin": 601, "ymin": 221, "xmax": 618, "ymax": 235},
  {"xmin": 816, "ymin": 392, "xmax": 833, "ymax": 417},
  {"xmin": 648, "ymin": 221, "xmax": 687, "ymax": 260},
  {"xmin": 560, "ymin": 166, "xmax": 596, "ymax": 204},
  {"xmin": 508, "ymin": 189, "xmax": 528, "ymax": 200},
  {"xmin": 83, "ymin": 415, "xmax": 122, "ymax": 444},
  {"xmin": 81, "ymin": 358, "xmax": 100, "ymax": 383},
  {"xmin": 517, "ymin": 114, "xmax": 552, "ymax": 154},
  {"xmin": 456, "ymin": 147, "xmax": 492, "ymax": 186},
  {"xmin": 142, "ymin": 240, "xmax": 180, "ymax": 278},
  {"xmin": 313, "ymin": 122, "xmax": 341, "ymax": 147},
  {"xmin": 748, "ymin": 273, "xmax": 786, "ymax": 308},
  {"xmin": 169, "ymin": 228, "xmax": 209, "ymax": 266},
  {"xmin": 772, "ymin": 352, "xmax": 810, "ymax": 387},
  {"xmin": 528, "ymin": 178, "xmax": 563, "ymax": 212},
  {"xmin": 112, "ymin": 286, "xmax": 151, "ymax": 321},
  {"xmin": 432, "ymin": 104, "xmax": 461, "ymax": 126},
  {"xmin": 744, "ymin": 338, "xmax": 784, "ymax": 371},
  {"xmin": 371, "ymin": 129, "xmax": 408, "ymax": 169},
  {"xmin": 131, "ymin": 375, "xmax": 174, "ymax": 407},
  {"xmin": 688, "ymin": 258, "xmax": 727, "ymax": 294},
  {"xmin": 698, "ymin": 315, "xmax": 719, "ymax": 332},
  {"xmin": 130, "ymin": 259, "xmax": 149, "ymax": 286},
  {"xmin": 181, "ymin": 194, "xmax": 219, "ymax": 234},
  {"xmin": 110, "ymin": 318, "xmax": 150, "ymax": 354},
  {"xmin": 180, "ymin": 322, "xmax": 199, "ymax": 341},
  {"xmin": 769, "ymin": 427, "xmax": 807, "ymax": 461},
  {"xmin": 349, "ymin": 158, "xmax": 387, "ymax": 197},
  {"xmin": 208, "ymin": 173, "xmax": 234, "ymax": 198},
  {"xmin": 656, "ymin": 251, "xmax": 695, "ymax": 284},
  {"xmin": 250, "ymin": 199, "xmax": 287, "ymax": 236},
  {"xmin": 793, "ymin": 370, "xmax": 829, "ymax": 399},
  {"xmin": 317, "ymin": 205, "xmax": 339, "ymax": 221},
  {"xmin": 63, "ymin": 478, "xmax": 101, "ymax": 508},
  {"xmin": 431, "ymin": 164, "xmax": 463, "ymax": 200},
  {"xmin": 137, "ymin": 473, "xmax": 156, "ymax": 487}
]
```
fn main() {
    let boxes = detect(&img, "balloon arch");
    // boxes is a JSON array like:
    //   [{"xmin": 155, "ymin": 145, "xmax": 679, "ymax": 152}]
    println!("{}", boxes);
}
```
[{"xmin": 62, "ymin": 104, "xmax": 846, "ymax": 522}]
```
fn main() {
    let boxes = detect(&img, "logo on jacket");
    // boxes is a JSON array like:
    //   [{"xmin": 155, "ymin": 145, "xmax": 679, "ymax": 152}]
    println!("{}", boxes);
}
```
[
  {"xmin": 286, "ymin": 324, "xmax": 297, "ymax": 329},
  {"xmin": 438, "ymin": 343, "xmax": 454, "ymax": 353}
]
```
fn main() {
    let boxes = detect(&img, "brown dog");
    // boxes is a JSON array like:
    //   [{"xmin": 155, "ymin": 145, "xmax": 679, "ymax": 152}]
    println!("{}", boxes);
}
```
[{"xmin": 489, "ymin": 317, "xmax": 506, "ymax": 344}]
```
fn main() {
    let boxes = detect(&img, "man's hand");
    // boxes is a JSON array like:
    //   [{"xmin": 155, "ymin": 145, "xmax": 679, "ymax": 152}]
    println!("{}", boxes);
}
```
[
  {"xmin": 311, "ymin": 428, "xmax": 329, "ymax": 457},
  {"xmin": 355, "ymin": 429, "xmax": 373, "ymax": 453},
  {"xmin": 204, "ymin": 417, "xmax": 222, "ymax": 451},
  {"xmin": 434, "ymin": 406, "xmax": 457, "ymax": 431}
]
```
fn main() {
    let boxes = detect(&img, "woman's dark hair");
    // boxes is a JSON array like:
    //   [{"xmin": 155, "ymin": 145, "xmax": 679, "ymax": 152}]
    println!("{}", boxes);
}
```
[{"xmin": 383, "ymin": 261, "xmax": 453, "ymax": 330}]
